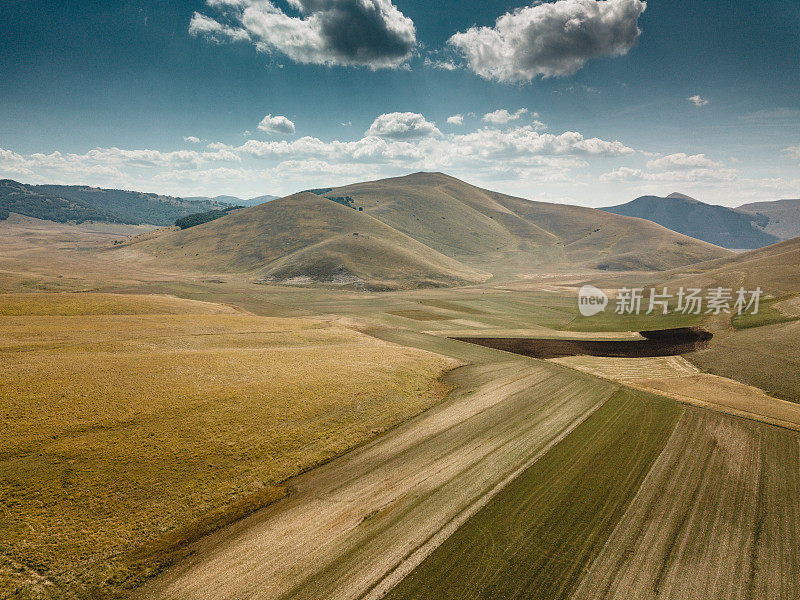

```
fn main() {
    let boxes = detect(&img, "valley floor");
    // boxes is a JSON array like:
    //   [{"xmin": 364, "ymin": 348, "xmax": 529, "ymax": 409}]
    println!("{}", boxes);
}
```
[{"xmin": 1, "ymin": 218, "xmax": 799, "ymax": 599}]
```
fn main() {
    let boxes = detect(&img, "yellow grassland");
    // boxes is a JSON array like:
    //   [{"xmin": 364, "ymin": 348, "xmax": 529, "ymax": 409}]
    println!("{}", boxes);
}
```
[{"xmin": 0, "ymin": 293, "xmax": 458, "ymax": 598}]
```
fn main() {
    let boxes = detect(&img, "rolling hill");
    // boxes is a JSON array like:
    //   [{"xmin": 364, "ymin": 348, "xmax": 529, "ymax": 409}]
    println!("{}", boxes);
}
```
[
  {"xmin": 131, "ymin": 173, "xmax": 731, "ymax": 290},
  {"xmin": 737, "ymin": 198, "xmax": 800, "ymax": 241},
  {"xmin": 667, "ymin": 235, "xmax": 800, "ymax": 297},
  {"xmin": 663, "ymin": 236, "xmax": 800, "ymax": 402},
  {"xmin": 600, "ymin": 192, "xmax": 780, "ymax": 249},
  {"xmin": 0, "ymin": 180, "xmax": 232, "ymax": 226},
  {"xmin": 135, "ymin": 190, "xmax": 490, "ymax": 290}
]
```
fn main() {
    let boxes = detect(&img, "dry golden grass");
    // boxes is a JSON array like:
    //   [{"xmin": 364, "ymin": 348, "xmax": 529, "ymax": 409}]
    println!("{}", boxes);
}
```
[
  {"xmin": 0, "ymin": 292, "xmax": 240, "ymax": 316},
  {"xmin": 0, "ymin": 293, "xmax": 457, "ymax": 598}
]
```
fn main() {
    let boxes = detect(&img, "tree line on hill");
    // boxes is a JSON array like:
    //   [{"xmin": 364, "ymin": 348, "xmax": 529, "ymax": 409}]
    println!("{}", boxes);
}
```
[{"xmin": 0, "ymin": 179, "xmax": 233, "ymax": 226}]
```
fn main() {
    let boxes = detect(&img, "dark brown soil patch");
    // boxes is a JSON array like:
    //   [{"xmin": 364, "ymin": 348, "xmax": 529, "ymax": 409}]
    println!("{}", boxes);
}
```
[{"xmin": 451, "ymin": 327, "xmax": 712, "ymax": 359}]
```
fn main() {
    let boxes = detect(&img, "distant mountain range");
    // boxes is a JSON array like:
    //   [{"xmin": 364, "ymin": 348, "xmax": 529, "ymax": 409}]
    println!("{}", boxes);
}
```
[
  {"xmin": 600, "ymin": 192, "xmax": 782, "ymax": 249},
  {"xmin": 737, "ymin": 199, "xmax": 800, "ymax": 241},
  {"xmin": 183, "ymin": 194, "xmax": 278, "ymax": 207},
  {"xmin": 0, "ymin": 180, "xmax": 235, "ymax": 226},
  {"xmin": 131, "ymin": 172, "xmax": 731, "ymax": 290}
]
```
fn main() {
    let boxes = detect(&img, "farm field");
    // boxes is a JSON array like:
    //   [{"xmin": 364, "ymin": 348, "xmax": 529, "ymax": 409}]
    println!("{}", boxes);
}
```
[
  {"xmin": 2, "ymin": 218, "xmax": 799, "ymax": 599},
  {"xmin": 573, "ymin": 408, "xmax": 800, "ymax": 600},
  {"xmin": 0, "ymin": 293, "xmax": 457, "ymax": 598},
  {"xmin": 383, "ymin": 388, "xmax": 682, "ymax": 600},
  {"xmin": 132, "ymin": 359, "xmax": 619, "ymax": 600},
  {"xmin": 383, "ymin": 393, "xmax": 800, "ymax": 600},
  {"xmin": 551, "ymin": 355, "xmax": 800, "ymax": 430},
  {"xmin": 688, "ymin": 320, "xmax": 800, "ymax": 403}
]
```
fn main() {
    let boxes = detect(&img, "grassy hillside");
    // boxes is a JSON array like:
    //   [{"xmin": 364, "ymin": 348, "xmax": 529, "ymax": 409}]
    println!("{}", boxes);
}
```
[
  {"xmin": 667, "ymin": 235, "xmax": 800, "ymax": 297},
  {"xmin": 133, "ymin": 173, "xmax": 731, "ymax": 289},
  {"xmin": 600, "ymin": 192, "xmax": 779, "ymax": 249},
  {"xmin": 0, "ymin": 179, "xmax": 124, "ymax": 224},
  {"xmin": 135, "ymin": 191, "xmax": 490, "ymax": 290},
  {"xmin": 738, "ymin": 198, "xmax": 800, "ymax": 241},
  {"xmin": 0, "ymin": 180, "xmax": 232, "ymax": 225},
  {"xmin": 659, "ymin": 237, "xmax": 800, "ymax": 401},
  {"xmin": 319, "ymin": 173, "xmax": 731, "ymax": 274}
]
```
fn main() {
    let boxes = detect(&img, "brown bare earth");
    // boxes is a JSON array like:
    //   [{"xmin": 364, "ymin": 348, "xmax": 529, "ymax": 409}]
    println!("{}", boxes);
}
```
[
  {"xmin": 573, "ymin": 408, "xmax": 800, "ymax": 600},
  {"xmin": 452, "ymin": 327, "xmax": 711, "ymax": 359}
]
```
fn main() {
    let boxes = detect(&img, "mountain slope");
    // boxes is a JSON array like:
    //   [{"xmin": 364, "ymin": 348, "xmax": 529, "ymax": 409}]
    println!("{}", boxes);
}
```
[
  {"xmin": 600, "ymin": 192, "xmax": 779, "ymax": 249},
  {"xmin": 0, "ymin": 179, "xmax": 125, "ymax": 224},
  {"xmin": 326, "ymin": 173, "xmax": 730, "ymax": 273},
  {"xmin": 132, "ymin": 173, "xmax": 731, "ymax": 289},
  {"xmin": 135, "ymin": 191, "xmax": 490, "ymax": 290},
  {"xmin": 667, "ymin": 236, "xmax": 800, "ymax": 297},
  {"xmin": 0, "ymin": 180, "xmax": 232, "ymax": 226},
  {"xmin": 737, "ymin": 199, "xmax": 800, "ymax": 241}
]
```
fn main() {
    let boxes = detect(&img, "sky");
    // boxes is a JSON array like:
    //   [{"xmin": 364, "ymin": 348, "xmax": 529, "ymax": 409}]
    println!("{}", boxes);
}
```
[{"xmin": 1, "ymin": 0, "xmax": 799, "ymax": 206}]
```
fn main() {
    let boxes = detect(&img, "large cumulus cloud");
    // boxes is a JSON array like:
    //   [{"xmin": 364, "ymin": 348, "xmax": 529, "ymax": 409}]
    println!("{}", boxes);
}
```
[
  {"xmin": 448, "ymin": 0, "xmax": 646, "ymax": 83},
  {"xmin": 189, "ymin": 0, "xmax": 416, "ymax": 69},
  {"xmin": 365, "ymin": 112, "xmax": 441, "ymax": 139}
]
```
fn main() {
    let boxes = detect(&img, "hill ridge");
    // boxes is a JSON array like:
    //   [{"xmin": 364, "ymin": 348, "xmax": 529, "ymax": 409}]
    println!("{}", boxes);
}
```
[{"xmin": 131, "ymin": 173, "xmax": 732, "ymax": 289}]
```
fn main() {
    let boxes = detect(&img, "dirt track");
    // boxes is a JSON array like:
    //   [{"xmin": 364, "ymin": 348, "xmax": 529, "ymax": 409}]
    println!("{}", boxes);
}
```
[{"xmin": 131, "ymin": 359, "xmax": 616, "ymax": 600}]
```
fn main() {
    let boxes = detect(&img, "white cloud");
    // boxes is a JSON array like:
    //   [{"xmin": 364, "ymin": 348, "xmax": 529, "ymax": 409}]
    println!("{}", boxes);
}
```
[
  {"xmin": 646, "ymin": 153, "xmax": 722, "ymax": 171},
  {"xmin": 601, "ymin": 165, "xmax": 737, "ymax": 183},
  {"xmin": 258, "ymin": 114, "xmax": 296, "ymax": 135},
  {"xmin": 448, "ymin": 0, "xmax": 646, "ymax": 82},
  {"xmin": 183, "ymin": 136, "xmax": 202, "ymax": 143},
  {"xmin": 423, "ymin": 57, "xmax": 459, "ymax": 71},
  {"xmin": 483, "ymin": 108, "xmax": 528, "ymax": 125},
  {"xmin": 188, "ymin": 12, "xmax": 251, "ymax": 43},
  {"xmin": 783, "ymin": 145, "xmax": 800, "ymax": 160},
  {"xmin": 365, "ymin": 112, "xmax": 441, "ymax": 139},
  {"xmin": 190, "ymin": 0, "xmax": 417, "ymax": 69},
  {"xmin": 687, "ymin": 95, "xmax": 710, "ymax": 107},
  {"xmin": 0, "ymin": 114, "xmax": 637, "ymax": 199},
  {"xmin": 446, "ymin": 114, "xmax": 464, "ymax": 126}
]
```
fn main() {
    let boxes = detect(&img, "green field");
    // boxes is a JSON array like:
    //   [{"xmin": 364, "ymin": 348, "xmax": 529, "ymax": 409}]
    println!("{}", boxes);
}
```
[{"xmin": 384, "ymin": 389, "xmax": 682, "ymax": 600}]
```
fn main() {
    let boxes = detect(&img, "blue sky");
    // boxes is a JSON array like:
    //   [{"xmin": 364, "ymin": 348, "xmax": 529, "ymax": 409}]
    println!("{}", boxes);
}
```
[{"xmin": 1, "ymin": 0, "xmax": 798, "ymax": 206}]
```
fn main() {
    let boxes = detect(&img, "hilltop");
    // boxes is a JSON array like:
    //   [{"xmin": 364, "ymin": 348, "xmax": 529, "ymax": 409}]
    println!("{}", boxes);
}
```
[
  {"xmin": 131, "ymin": 173, "xmax": 730, "ymax": 290},
  {"xmin": 600, "ymin": 192, "xmax": 780, "ymax": 249}
]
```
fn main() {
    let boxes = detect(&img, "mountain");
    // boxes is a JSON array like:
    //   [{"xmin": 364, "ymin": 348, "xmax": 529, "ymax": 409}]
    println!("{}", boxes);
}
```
[
  {"xmin": 130, "ymin": 173, "xmax": 730, "ymax": 290},
  {"xmin": 737, "ymin": 198, "xmax": 800, "ymax": 241},
  {"xmin": 322, "ymin": 174, "xmax": 730, "ymax": 273},
  {"xmin": 0, "ymin": 180, "xmax": 233, "ymax": 226},
  {"xmin": 245, "ymin": 194, "xmax": 279, "ymax": 206},
  {"xmin": 0, "ymin": 179, "xmax": 124, "ymax": 224},
  {"xmin": 183, "ymin": 194, "xmax": 278, "ymax": 207},
  {"xmin": 600, "ymin": 192, "xmax": 780, "ymax": 249},
  {"xmin": 135, "ymin": 190, "xmax": 490, "ymax": 290}
]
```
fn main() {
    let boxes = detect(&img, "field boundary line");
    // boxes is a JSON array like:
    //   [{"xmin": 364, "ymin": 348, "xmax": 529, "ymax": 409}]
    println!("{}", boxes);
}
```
[{"xmin": 359, "ymin": 386, "xmax": 616, "ymax": 600}]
